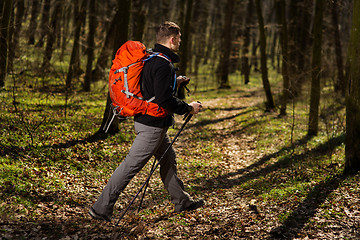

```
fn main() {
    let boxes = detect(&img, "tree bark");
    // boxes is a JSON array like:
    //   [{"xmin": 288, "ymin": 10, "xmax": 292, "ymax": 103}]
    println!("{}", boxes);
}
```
[
  {"xmin": 132, "ymin": 0, "xmax": 146, "ymax": 41},
  {"xmin": 218, "ymin": 0, "xmax": 235, "ymax": 89},
  {"xmin": 92, "ymin": 10, "xmax": 119, "ymax": 82},
  {"xmin": 84, "ymin": 0, "xmax": 97, "ymax": 92},
  {"xmin": 8, "ymin": 0, "xmax": 25, "ymax": 73},
  {"xmin": 99, "ymin": 0, "xmax": 131, "ymax": 134},
  {"xmin": 308, "ymin": 0, "xmax": 324, "ymax": 136},
  {"xmin": 287, "ymin": 1, "xmax": 313, "ymax": 98},
  {"xmin": 0, "ymin": 0, "xmax": 13, "ymax": 88},
  {"xmin": 36, "ymin": 0, "xmax": 51, "ymax": 48},
  {"xmin": 255, "ymin": 0, "xmax": 275, "ymax": 111},
  {"xmin": 28, "ymin": 0, "xmax": 40, "ymax": 45},
  {"xmin": 65, "ymin": 0, "xmax": 87, "ymax": 90},
  {"xmin": 276, "ymin": 0, "xmax": 290, "ymax": 116},
  {"xmin": 242, "ymin": 0, "xmax": 253, "ymax": 85},
  {"xmin": 332, "ymin": 0, "xmax": 345, "ymax": 96},
  {"xmin": 345, "ymin": 0, "xmax": 360, "ymax": 173},
  {"xmin": 41, "ymin": 1, "xmax": 62, "ymax": 73},
  {"xmin": 178, "ymin": 0, "xmax": 194, "ymax": 98}
]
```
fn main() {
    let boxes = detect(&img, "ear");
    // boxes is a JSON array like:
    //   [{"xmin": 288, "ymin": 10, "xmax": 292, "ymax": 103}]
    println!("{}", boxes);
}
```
[{"xmin": 169, "ymin": 36, "xmax": 175, "ymax": 45}]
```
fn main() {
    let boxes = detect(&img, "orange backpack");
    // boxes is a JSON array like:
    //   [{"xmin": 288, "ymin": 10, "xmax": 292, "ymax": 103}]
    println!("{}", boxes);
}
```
[{"xmin": 108, "ymin": 41, "xmax": 171, "ymax": 119}]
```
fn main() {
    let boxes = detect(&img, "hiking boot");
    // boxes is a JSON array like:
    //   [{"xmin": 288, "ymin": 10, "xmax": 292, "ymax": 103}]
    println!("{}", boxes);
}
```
[
  {"xmin": 88, "ymin": 207, "xmax": 111, "ymax": 222},
  {"xmin": 176, "ymin": 198, "xmax": 205, "ymax": 212}
]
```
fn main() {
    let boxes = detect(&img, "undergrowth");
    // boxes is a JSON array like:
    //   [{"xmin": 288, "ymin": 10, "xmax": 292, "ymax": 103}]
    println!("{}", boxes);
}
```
[{"xmin": 0, "ymin": 68, "xmax": 358, "ymax": 239}]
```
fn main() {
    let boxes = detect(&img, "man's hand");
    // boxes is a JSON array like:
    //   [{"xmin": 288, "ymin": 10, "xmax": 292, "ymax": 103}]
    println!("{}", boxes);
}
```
[
  {"xmin": 177, "ymin": 76, "xmax": 190, "ymax": 88},
  {"xmin": 189, "ymin": 101, "xmax": 202, "ymax": 115}
]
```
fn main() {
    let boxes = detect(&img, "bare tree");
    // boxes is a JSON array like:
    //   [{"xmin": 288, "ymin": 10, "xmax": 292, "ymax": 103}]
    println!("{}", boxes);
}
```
[
  {"xmin": 0, "ymin": 0, "xmax": 13, "ymax": 88},
  {"xmin": 28, "ymin": 0, "xmax": 40, "ymax": 45},
  {"xmin": 99, "ymin": 0, "xmax": 131, "ymax": 134},
  {"xmin": 276, "ymin": 0, "xmax": 290, "ymax": 116},
  {"xmin": 345, "ymin": 0, "xmax": 360, "ymax": 173},
  {"xmin": 255, "ymin": 0, "xmax": 275, "ymax": 111},
  {"xmin": 178, "ymin": 0, "xmax": 194, "ymax": 98},
  {"xmin": 41, "ymin": 0, "xmax": 62, "ymax": 73},
  {"xmin": 66, "ymin": 0, "xmax": 87, "ymax": 90},
  {"xmin": 84, "ymin": 0, "xmax": 97, "ymax": 92},
  {"xmin": 241, "ymin": 0, "xmax": 253, "ymax": 85},
  {"xmin": 8, "ymin": 0, "xmax": 25, "ymax": 73},
  {"xmin": 308, "ymin": 0, "xmax": 324, "ymax": 136},
  {"xmin": 36, "ymin": 0, "xmax": 51, "ymax": 48},
  {"xmin": 218, "ymin": 0, "xmax": 235, "ymax": 89},
  {"xmin": 332, "ymin": 0, "xmax": 345, "ymax": 96}
]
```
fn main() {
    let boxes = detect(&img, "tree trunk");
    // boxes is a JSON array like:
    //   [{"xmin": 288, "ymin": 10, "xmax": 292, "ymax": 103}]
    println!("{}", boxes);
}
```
[
  {"xmin": 241, "ymin": 0, "xmax": 253, "ymax": 85},
  {"xmin": 112, "ymin": 0, "xmax": 130, "ymax": 56},
  {"xmin": 178, "ymin": 0, "xmax": 194, "ymax": 99},
  {"xmin": 132, "ymin": 0, "xmax": 146, "ymax": 41},
  {"xmin": 218, "ymin": 0, "xmax": 235, "ymax": 89},
  {"xmin": 84, "ymin": 0, "xmax": 97, "ymax": 92},
  {"xmin": 0, "ymin": 0, "xmax": 13, "ymax": 88},
  {"xmin": 92, "ymin": 10, "xmax": 119, "ymax": 82},
  {"xmin": 99, "ymin": 0, "xmax": 131, "ymax": 134},
  {"xmin": 41, "ymin": 1, "xmax": 62, "ymax": 73},
  {"xmin": 202, "ymin": 0, "xmax": 216, "ymax": 65},
  {"xmin": 332, "ymin": 0, "xmax": 345, "ymax": 96},
  {"xmin": 287, "ymin": 1, "xmax": 313, "ymax": 98},
  {"xmin": 66, "ymin": 0, "xmax": 87, "ymax": 90},
  {"xmin": 36, "ymin": 0, "xmax": 51, "ymax": 48},
  {"xmin": 345, "ymin": 0, "xmax": 360, "ymax": 173},
  {"xmin": 276, "ymin": 0, "xmax": 290, "ymax": 116},
  {"xmin": 60, "ymin": 3, "xmax": 71, "ymax": 62},
  {"xmin": 28, "ymin": 0, "xmax": 40, "ymax": 45},
  {"xmin": 8, "ymin": 0, "xmax": 25, "ymax": 73},
  {"xmin": 308, "ymin": 0, "xmax": 324, "ymax": 136},
  {"xmin": 255, "ymin": 0, "xmax": 275, "ymax": 111}
]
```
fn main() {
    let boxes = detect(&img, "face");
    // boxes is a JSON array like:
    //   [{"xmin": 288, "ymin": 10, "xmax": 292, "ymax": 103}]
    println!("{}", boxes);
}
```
[{"xmin": 170, "ymin": 33, "xmax": 181, "ymax": 52}]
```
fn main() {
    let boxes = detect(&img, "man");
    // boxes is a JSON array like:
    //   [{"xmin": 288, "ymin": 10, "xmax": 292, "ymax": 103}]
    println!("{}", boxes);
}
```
[{"xmin": 89, "ymin": 21, "xmax": 204, "ymax": 222}]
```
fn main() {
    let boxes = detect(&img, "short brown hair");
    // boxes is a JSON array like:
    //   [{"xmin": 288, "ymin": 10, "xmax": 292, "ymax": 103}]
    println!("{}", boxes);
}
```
[{"xmin": 156, "ymin": 21, "xmax": 181, "ymax": 44}]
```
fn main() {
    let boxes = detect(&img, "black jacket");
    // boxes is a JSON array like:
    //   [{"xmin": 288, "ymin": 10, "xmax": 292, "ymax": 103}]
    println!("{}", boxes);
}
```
[{"xmin": 134, "ymin": 44, "xmax": 190, "ymax": 128}]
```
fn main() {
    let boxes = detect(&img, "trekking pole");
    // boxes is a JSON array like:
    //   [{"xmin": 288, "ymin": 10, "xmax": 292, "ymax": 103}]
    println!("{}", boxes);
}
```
[
  {"xmin": 115, "ymin": 113, "xmax": 193, "ymax": 226},
  {"xmin": 137, "ymin": 157, "xmax": 157, "ymax": 213}
]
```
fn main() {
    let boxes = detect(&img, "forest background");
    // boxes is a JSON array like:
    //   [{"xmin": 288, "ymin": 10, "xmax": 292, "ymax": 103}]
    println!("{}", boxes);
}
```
[{"xmin": 1, "ymin": 0, "xmax": 360, "ymax": 239}]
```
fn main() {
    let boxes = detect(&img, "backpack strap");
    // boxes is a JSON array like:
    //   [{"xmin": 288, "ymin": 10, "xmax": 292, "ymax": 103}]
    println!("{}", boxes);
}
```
[
  {"xmin": 141, "ymin": 52, "xmax": 176, "ymax": 104},
  {"xmin": 115, "ymin": 62, "xmax": 144, "ymax": 100}
]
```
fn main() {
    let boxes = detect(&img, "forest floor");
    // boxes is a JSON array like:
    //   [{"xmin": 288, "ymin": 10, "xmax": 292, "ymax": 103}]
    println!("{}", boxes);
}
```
[{"xmin": 1, "ymin": 77, "xmax": 360, "ymax": 239}]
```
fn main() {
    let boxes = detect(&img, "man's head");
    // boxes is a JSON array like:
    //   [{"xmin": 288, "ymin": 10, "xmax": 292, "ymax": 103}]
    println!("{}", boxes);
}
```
[{"xmin": 156, "ymin": 21, "xmax": 181, "ymax": 52}]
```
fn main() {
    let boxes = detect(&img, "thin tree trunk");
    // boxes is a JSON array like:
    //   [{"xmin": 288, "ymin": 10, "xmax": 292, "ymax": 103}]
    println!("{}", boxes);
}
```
[
  {"xmin": 0, "ymin": 0, "xmax": 13, "ymax": 87},
  {"xmin": 8, "ymin": 0, "xmax": 25, "ymax": 72},
  {"xmin": 66, "ymin": 0, "xmax": 87, "ymax": 90},
  {"xmin": 84, "ymin": 0, "xmax": 97, "ymax": 92},
  {"xmin": 218, "ymin": 0, "xmax": 235, "ymax": 89},
  {"xmin": 242, "ymin": 0, "xmax": 253, "ymax": 85},
  {"xmin": 41, "ymin": 1, "xmax": 62, "ymax": 73},
  {"xmin": 345, "ymin": 0, "xmax": 360, "ymax": 173},
  {"xmin": 60, "ymin": 3, "xmax": 71, "ymax": 62},
  {"xmin": 255, "ymin": 0, "xmax": 275, "ymax": 111},
  {"xmin": 202, "ymin": 0, "xmax": 216, "ymax": 65},
  {"xmin": 308, "ymin": 0, "xmax": 324, "ymax": 136},
  {"xmin": 132, "ymin": 0, "xmax": 146, "ymax": 41},
  {"xmin": 276, "ymin": 0, "xmax": 290, "ymax": 116},
  {"xmin": 28, "ymin": 0, "xmax": 40, "ymax": 45},
  {"xmin": 92, "ymin": 11, "xmax": 119, "ymax": 82},
  {"xmin": 178, "ymin": 0, "xmax": 194, "ymax": 98},
  {"xmin": 36, "ymin": 0, "xmax": 51, "ymax": 48},
  {"xmin": 332, "ymin": 0, "xmax": 345, "ymax": 96},
  {"xmin": 99, "ymin": 0, "xmax": 131, "ymax": 134}
]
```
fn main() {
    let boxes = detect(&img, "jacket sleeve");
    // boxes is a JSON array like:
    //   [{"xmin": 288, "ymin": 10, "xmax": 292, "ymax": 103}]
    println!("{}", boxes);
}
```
[{"xmin": 152, "ymin": 61, "xmax": 190, "ymax": 115}]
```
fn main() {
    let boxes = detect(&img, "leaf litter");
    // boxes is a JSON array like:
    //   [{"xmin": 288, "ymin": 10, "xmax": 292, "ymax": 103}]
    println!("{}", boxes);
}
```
[{"xmin": 1, "ymin": 87, "xmax": 359, "ymax": 239}]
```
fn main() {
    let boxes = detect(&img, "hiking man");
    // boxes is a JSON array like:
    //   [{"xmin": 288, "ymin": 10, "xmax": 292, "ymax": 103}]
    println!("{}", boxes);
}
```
[{"xmin": 89, "ymin": 21, "xmax": 204, "ymax": 222}]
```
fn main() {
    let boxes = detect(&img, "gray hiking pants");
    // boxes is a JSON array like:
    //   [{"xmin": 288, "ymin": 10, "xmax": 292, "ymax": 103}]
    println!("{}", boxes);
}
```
[{"xmin": 91, "ymin": 122, "xmax": 193, "ymax": 218}]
